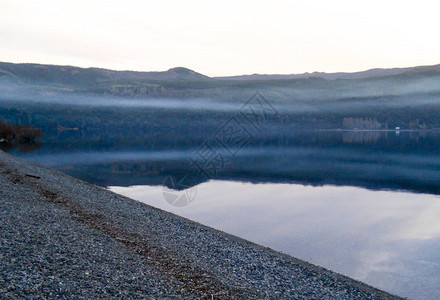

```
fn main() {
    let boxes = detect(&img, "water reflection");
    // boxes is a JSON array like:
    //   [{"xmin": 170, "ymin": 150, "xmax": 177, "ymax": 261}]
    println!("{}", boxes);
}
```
[
  {"xmin": 0, "ymin": 140, "xmax": 42, "ymax": 153},
  {"xmin": 19, "ymin": 140, "xmax": 440, "ymax": 195},
  {"xmin": 110, "ymin": 182, "xmax": 440, "ymax": 300},
  {"xmin": 342, "ymin": 130, "xmax": 386, "ymax": 144}
]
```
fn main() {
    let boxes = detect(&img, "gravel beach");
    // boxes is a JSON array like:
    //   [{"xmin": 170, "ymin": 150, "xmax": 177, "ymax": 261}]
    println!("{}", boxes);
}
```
[{"xmin": 0, "ymin": 150, "xmax": 403, "ymax": 299}]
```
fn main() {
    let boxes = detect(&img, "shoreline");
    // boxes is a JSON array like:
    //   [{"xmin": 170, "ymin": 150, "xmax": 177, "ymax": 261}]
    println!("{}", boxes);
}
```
[{"xmin": 0, "ymin": 150, "xmax": 403, "ymax": 299}]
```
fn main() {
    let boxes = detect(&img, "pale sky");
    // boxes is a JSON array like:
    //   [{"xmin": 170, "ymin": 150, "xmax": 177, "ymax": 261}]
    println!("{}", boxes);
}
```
[{"xmin": 0, "ymin": 0, "xmax": 439, "ymax": 76}]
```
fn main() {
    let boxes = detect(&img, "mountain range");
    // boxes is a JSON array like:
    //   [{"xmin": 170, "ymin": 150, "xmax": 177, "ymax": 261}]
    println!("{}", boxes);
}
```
[{"xmin": 1, "ymin": 61, "xmax": 440, "ymax": 85}]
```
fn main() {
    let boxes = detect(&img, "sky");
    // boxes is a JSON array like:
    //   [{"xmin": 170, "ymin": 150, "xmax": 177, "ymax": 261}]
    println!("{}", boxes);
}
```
[{"xmin": 0, "ymin": 0, "xmax": 439, "ymax": 76}]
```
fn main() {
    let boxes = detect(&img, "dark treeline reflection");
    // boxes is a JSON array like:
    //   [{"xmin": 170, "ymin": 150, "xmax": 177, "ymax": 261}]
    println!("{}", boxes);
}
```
[
  {"xmin": 0, "ymin": 141, "xmax": 42, "ymax": 154},
  {"xmin": 0, "ymin": 121, "xmax": 43, "ymax": 153},
  {"xmin": 12, "ymin": 129, "xmax": 440, "ymax": 195},
  {"xmin": 2, "ymin": 98, "xmax": 440, "ymax": 195}
]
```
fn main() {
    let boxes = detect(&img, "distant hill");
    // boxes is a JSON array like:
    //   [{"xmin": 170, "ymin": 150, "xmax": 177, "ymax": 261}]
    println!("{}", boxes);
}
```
[
  {"xmin": 0, "ymin": 62, "xmax": 209, "ymax": 85},
  {"xmin": 1, "ymin": 61, "xmax": 439, "ymax": 99},
  {"xmin": 215, "ymin": 64, "xmax": 440, "ymax": 81},
  {"xmin": 1, "ymin": 61, "xmax": 440, "ymax": 86}
]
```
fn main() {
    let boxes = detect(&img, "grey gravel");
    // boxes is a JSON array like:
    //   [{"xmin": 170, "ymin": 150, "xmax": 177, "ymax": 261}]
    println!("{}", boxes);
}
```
[{"xmin": 0, "ymin": 151, "xmax": 404, "ymax": 299}]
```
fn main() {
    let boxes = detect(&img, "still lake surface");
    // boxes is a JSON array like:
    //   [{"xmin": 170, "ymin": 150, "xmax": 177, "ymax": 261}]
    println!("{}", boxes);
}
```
[{"xmin": 109, "ymin": 182, "xmax": 440, "ymax": 300}]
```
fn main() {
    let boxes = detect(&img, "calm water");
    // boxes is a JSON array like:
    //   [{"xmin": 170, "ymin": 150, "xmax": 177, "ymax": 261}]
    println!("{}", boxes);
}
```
[{"xmin": 109, "ymin": 182, "xmax": 440, "ymax": 300}]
